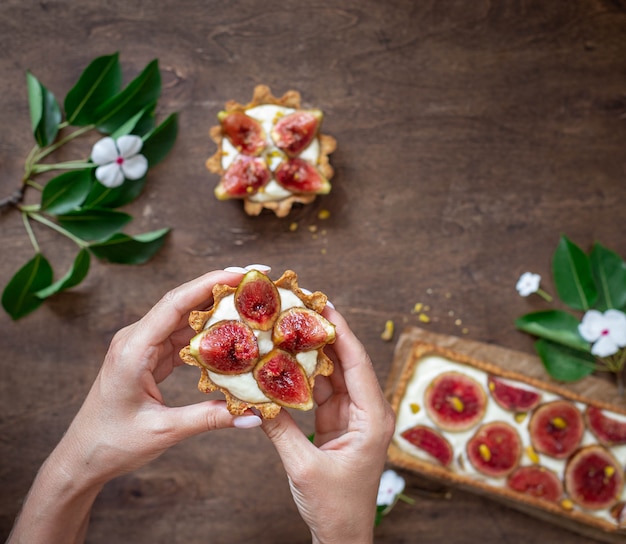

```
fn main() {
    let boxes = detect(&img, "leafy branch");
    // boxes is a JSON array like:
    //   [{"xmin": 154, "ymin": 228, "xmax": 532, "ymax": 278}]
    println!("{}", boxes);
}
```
[
  {"xmin": 515, "ymin": 236, "xmax": 626, "ymax": 394},
  {"xmin": 1, "ymin": 53, "xmax": 178, "ymax": 320}
]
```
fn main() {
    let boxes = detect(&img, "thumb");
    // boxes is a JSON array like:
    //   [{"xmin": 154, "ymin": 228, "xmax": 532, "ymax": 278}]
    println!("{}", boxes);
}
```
[
  {"xmin": 161, "ymin": 400, "xmax": 262, "ymax": 442},
  {"xmin": 261, "ymin": 410, "xmax": 316, "ymax": 471}
]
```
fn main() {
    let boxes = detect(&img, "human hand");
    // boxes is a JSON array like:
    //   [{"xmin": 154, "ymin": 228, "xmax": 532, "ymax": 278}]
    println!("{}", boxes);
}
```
[{"xmin": 261, "ymin": 307, "xmax": 396, "ymax": 544}]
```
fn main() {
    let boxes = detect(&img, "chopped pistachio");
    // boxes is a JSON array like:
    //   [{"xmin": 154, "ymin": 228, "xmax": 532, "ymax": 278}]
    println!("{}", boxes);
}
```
[{"xmin": 381, "ymin": 320, "xmax": 394, "ymax": 341}]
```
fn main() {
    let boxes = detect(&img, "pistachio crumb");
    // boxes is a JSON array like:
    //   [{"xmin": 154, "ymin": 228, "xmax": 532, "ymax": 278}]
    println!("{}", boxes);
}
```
[
  {"xmin": 410, "ymin": 403, "xmax": 420, "ymax": 414},
  {"xmin": 320, "ymin": 248, "xmax": 327, "ymax": 255},
  {"xmin": 317, "ymin": 209, "xmax": 331, "ymax": 220},
  {"xmin": 449, "ymin": 396, "xmax": 464, "ymax": 412},
  {"xmin": 381, "ymin": 320, "xmax": 394, "ymax": 341},
  {"xmin": 412, "ymin": 302, "xmax": 423, "ymax": 313},
  {"xmin": 418, "ymin": 313, "xmax": 430, "ymax": 323},
  {"xmin": 454, "ymin": 318, "xmax": 462, "ymax": 326},
  {"xmin": 461, "ymin": 328, "xmax": 469, "ymax": 334},
  {"xmin": 308, "ymin": 225, "xmax": 318, "ymax": 233},
  {"xmin": 478, "ymin": 444, "xmax": 492, "ymax": 462},
  {"xmin": 525, "ymin": 445, "xmax": 540, "ymax": 464},
  {"xmin": 551, "ymin": 417, "xmax": 567, "ymax": 429},
  {"xmin": 561, "ymin": 499, "xmax": 574, "ymax": 511},
  {"xmin": 289, "ymin": 222, "xmax": 298, "ymax": 232},
  {"xmin": 514, "ymin": 412, "xmax": 528, "ymax": 424}
]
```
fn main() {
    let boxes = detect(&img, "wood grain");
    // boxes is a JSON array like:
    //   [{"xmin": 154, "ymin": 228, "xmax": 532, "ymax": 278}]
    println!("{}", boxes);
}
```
[{"xmin": 1, "ymin": 0, "xmax": 625, "ymax": 542}]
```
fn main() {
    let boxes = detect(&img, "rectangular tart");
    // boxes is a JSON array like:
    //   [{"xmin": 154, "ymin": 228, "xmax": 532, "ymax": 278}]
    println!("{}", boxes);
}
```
[{"xmin": 386, "ymin": 327, "xmax": 626, "ymax": 543}]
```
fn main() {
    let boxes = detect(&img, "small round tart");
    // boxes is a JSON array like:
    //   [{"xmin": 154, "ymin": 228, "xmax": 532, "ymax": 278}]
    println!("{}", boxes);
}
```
[
  {"xmin": 206, "ymin": 85, "xmax": 337, "ymax": 217},
  {"xmin": 179, "ymin": 270, "xmax": 336, "ymax": 418}
]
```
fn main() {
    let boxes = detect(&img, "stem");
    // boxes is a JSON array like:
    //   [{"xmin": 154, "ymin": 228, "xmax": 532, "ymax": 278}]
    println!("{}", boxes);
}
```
[
  {"xmin": 26, "ymin": 180, "xmax": 44, "ymax": 191},
  {"xmin": 22, "ymin": 211, "xmax": 40, "ymax": 253},
  {"xmin": 536, "ymin": 288, "xmax": 553, "ymax": 302},
  {"xmin": 33, "ymin": 124, "xmax": 95, "ymax": 163},
  {"xmin": 28, "ymin": 212, "xmax": 89, "ymax": 249},
  {"xmin": 31, "ymin": 161, "xmax": 95, "ymax": 174}
]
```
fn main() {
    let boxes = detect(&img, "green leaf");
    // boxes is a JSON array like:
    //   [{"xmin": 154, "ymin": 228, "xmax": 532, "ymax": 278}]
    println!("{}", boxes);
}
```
[
  {"xmin": 590, "ymin": 242, "xmax": 626, "ymax": 312},
  {"xmin": 1, "ymin": 253, "xmax": 53, "ymax": 320},
  {"xmin": 94, "ymin": 59, "xmax": 161, "ymax": 134},
  {"xmin": 64, "ymin": 52, "xmax": 122, "ymax": 126},
  {"xmin": 26, "ymin": 72, "xmax": 61, "ymax": 147},
  {"xmin": 552, "ymin": 235, "xmax": 597, "ymax": 311},
  {"xmin": 40, "ymin": 170, "xmax": 94, "ymax": 214},
  {"xmin": 534, "ymin": 339, "xmax": 596, "ymax": 382},
  {"xmin": 110, "ymin": 102, "xmax": 156, "ymax": 139},
  {"xmin": 83, "ymin": 176, "xmax": 147, "ymax": 209},
  {"xmin": 89, "ymin": 228, "xmax": 170, "ymax": 264},
  {"xmin": 35, "ymin": 249, "xmax": 91, "ymax": 299},
  {"xmin": 141, "ymin": 113, "xmax": 178, "ymax": 167},
  {"xmin": 515, "ymin": 310, "xmax": 590, "ymax": 351},
  {"xmin": 57, "ymin": 208, "xmax": 132, "ymax": 241}
]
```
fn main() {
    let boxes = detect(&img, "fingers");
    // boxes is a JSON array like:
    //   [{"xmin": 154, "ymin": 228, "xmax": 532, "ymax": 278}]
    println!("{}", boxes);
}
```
[{"xmin": 261, "ymin": 410, "xmax": 315, "ymax": 471}]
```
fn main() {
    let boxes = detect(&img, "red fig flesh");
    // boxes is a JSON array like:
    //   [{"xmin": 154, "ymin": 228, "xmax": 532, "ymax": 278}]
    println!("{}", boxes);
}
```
[
  {"xmin": 271, "ymin": 110, "xmax": 321, "ymax": 156},
  {"xmin": 215, "ymin": 155, "xmax": 271, "ymax": 199},
  {"xmin": 272, "ymin": 307, "xmax": 336, "ymax": 353},
  {"xmin": 564, "ymin": 445, "xmax": 624, "ymax": 510},
  {"xmin": 488, "ymin": 375, "xmax": 541, "ymax": 413},
  {"xmin": 507, "ymin": 466, "xmax": 563, "ymax": 503},
  {"xmin": 219, "ymin": 111, "xmax": 266, "ymax": 155},
  {"xmin": 274, "ymin": 158, "xmax": 331, "ymax": 194},
  {"xmin": 529, "ymin": 401, "xmax": 584, "ymax": 459},
  {"xmin": 401, "ymin": 425, "xmax": 453, "ymax": 467},
  {"xmin": 586, "ymin": 406, "xmax": 626, "ymax": 446},
  {"xmin": 424, "ymin": 372, "xmax": 487, "ymax": 432},
  {"xmin": 467, "ymin": 422, "xmax": 521, "ymax": 478},
  {"xmin": 235, "ymin": 270, "xmax": 281, "ymax": 331},
  {"xmin": 190, "ymin": 320, "xmax": 259, "ymax": 374},
  {"xmin": 253, "ymin": 349, "xmax": 313, "ymax": 409}
]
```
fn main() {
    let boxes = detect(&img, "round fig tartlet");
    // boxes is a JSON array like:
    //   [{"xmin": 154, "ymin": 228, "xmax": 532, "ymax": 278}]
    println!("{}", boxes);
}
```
[
  {"xmin": 180, "ymin": 270, "xmax": 336, "ymax": 418},
  {"xmin": 206, "ymin": 85, "xmax": 337, "ymax": 217}
]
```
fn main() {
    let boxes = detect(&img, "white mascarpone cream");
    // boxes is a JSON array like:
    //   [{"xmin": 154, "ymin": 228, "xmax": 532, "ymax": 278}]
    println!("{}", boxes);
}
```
[
  {"xmin": 220, "ymin": 104, "xmax": 321, "ymax": 202},
  {"xmin": 394, "ymin": 355, "xmax": 626, "ymax": 525},
  {"xmin": 201, "ymin": 288, "xmax": 318, "ymax": 403}
]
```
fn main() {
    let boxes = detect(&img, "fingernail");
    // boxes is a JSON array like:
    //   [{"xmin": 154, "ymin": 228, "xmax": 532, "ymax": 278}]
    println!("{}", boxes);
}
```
[
  {"xmin": 326, "ymin": 299, "xmax": 335, "ymax": 309},
  {"xmin": 245, "ymin": 264, "xmax": 271, "ymax": 273},
  {"xmin": 233, "ymin": 415, "xmax": 262, "ymax": 429},
  {"xmin": 224, "ymin": 266, "xmax": 248, "ymax": 274}
]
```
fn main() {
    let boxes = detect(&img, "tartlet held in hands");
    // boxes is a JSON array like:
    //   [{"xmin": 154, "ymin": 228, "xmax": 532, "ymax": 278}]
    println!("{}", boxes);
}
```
[
  {"xmin": 206, "ymin": 85, "xmax": 337, "ymax": 217},
  {"xmin": 180, "ymin": 269, "xmax": 336, "ymax": 418}
]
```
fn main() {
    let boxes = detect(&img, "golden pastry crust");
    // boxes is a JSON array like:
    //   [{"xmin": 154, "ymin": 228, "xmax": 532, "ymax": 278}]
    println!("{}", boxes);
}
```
[
  {"xmin": 180, "ymin": 270, "xmax": 334, "ymax": 419},
  {"xmin": 387, "ymin": 340, "xmax": 626, "ymax": 538},
  {"xmin": 206, "ymin": 85, "xmax": 337, "ymax": 217}
]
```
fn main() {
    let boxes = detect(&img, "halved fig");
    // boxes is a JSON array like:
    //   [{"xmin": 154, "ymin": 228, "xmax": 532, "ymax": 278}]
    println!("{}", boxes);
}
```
[
  {"xmin": 586, "ymin": 406, "xmax": 626, "ymax": 446},
  {"xmin": 488, "ymin": 375, "xmax": 541, "ymax": 413},
  {"xmin": 400, "ymin": 425, "xmax": 453, "ymax": 467},
  {"xmin": 529, "ymin": 400, "xmax": 584, "ymax": 459},
  {"xmin": 564, "ymin": 445, "xmax": 624, "ymax": 510},
  {"xmin": 235, "ymin": 270, "xmax": 281, "ymax": 331},
  {"xmin": 424, "ymin": 371, "xmax": 487, "ymax": 432},
  {"xmin": 253, "ymin": 349, "xmax": 313, "ymax": 409},
  {"xmin": 271, "ymin": 110, "xmax": 322, "ymax": 156},
  {"xmin": 189, "ymin": 320, "xmax": 259, "ymax": 375},
  {"xmin": 507, "ymin": 466, "xmax": 563, "ymax": 503},
  {"xmin": 218, "ymin": 111, "xmax": 266, "ymax": 155},
  {"xmin": 272, "ymin": 307, "xmax": 336, "ymax": 353},
  {"xmin": 467, "ymin": 422, "xmax": 521, "ymax": 478},
  {"xmin": 215, "ymin": 155, "xmax": 271, "ymax": 200},
  {"xmin": 274, "ymin": 158, "xmax": 331, "ymax": 194}
]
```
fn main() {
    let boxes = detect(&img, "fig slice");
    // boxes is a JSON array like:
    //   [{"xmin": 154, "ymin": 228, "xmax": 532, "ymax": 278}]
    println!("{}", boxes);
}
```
[
  {"xmin": 488, "ymin": 375, "xmax": 541, "ymax": 413},
  {"xmin": 564, "ymin": 445, "xmax": 624, "ymax": 510},
  {"xmin": 234, "ymin": 269, "xmax": 281, "ymax": 331},
  {"xmin": 253, "ymin": 349, "xmax": 313, "ymax": 410},
  {"xmin": 274, "ymin": 158, "xmax": 331, "ymax": 195},
  {"xmin": 218, "ymin": 111, "xmax": 266, "ymax": 155},
  {"xmin": 271, "ymin": 110, "xmax": 322, "ymax": 156},
  {"xmin": 466, "ymin": 422, "xmax": 522, "ymax": 478},
  {"xmin": 529, "ymin": 400, "xmax": 584, "ymax": 459},
  {"xmin": 585, "ymin": 406, "xmax": 626, "ymax": 446},
  {"xmin": 272, "ymin": 307, "xmax": 336, "ymax": 353},
  {"xmin": 215, "ymin": 155, "xmax": 271, "ymax": 200},
  {"xmin": 507, "ymin": 466, "xmax": 563, "ymax": 503},
  {"xmin": 400, "ymin": 425, "xmax": 453, "ymax": 467},
  {"xmin": 424, "ymin": 371, "xmax": 487, "ymax": 432},
  {"xmin": 189, "ymin": 320, "xmax": 259, "ymax": 375}
]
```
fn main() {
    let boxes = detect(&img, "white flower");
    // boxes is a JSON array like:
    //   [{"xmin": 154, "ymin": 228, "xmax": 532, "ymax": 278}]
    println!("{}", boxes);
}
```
[
  {"xmin": 516, "ymin": 272, "xmax": 542, "ymax": 297},
  {"xmin": 578, "ymin": 309, "xmax": 626, "ymax": 357},
  {"xmin": 376, "ymin": 469, "xmax": 405, "ymax": 508},
  {"xmin": 91, "ymin": 135, "xmax": 148, "ymax": 188}
]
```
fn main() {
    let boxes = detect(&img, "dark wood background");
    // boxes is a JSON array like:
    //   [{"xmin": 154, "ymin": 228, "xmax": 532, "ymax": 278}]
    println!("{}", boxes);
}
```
[{"xmin": 1, "ymin": 1, "xmax": 625, "ymax": 542}]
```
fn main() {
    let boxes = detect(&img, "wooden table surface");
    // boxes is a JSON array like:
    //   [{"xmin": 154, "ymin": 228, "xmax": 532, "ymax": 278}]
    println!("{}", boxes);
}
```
[{"xmin": 1, "ymin": 1, "xmax": 625, "ymax": 543}]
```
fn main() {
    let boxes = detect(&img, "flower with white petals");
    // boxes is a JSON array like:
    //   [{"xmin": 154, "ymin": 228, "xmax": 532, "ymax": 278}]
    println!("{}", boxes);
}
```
[
  {"xmin": 377, "ymin": 469, "xmax": 406, "ymax": 508},
  {"xmin": 91, "ymin": 135, "xmax": 148, "ymax": 188},
  {"xmin": 578, "ymin": 309, "xmax": 626, "ymax": 358},
  {"xmin": 516, "ymin": 272, "xmax": 542, "ymax": 297}
]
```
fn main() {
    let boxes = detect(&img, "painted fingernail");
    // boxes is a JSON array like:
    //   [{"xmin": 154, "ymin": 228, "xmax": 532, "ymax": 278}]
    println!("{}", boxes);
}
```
[
  {"xmin": 224, "ymin": 266, "xmax": 248, "ymax": 274},
  {"xmin": 233, "ymin": 415, "xmax": 262, "ymax": 429},
  {"xmin": 245, "ymin": 264, "xmax": 271, "ymax": 273},
  {"xmin": 326, "ymin": 299, "xmax": 335, "ymax": 309}
]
